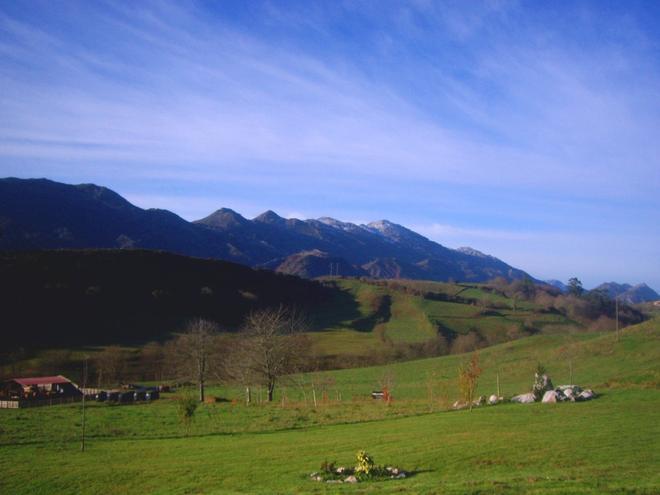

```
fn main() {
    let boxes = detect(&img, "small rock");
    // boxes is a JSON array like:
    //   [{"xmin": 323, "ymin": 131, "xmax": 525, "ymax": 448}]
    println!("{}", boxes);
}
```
[
  {"xmin": 488, "ymin": 394, "xmax": 500, "ymax": 405},
  {"xmin": 344, "ymin": 475, "xmax": 358, "ymax": 483},
  {"xmin": 396, "ymin": 472, "xmax": 407, "ymax": 479},
  {"xmin": 335, "ymin": 466, "xmax": 346, "ymax": 474},
  {"xmin": 452, "ymin": 400, "xmax": 468, "ymax": 410},
  {"xmin": 391, "ymin": 468, "xmax": 399, "ymax": 475},
  {"xmin": 511, "ymin": 392, "xmax": 535, "ymax": 403}
]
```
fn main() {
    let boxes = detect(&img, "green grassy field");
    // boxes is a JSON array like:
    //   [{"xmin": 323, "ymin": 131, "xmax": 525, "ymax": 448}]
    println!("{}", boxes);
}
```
[
  {"xmin": 309, "ymin": 279, "xmax": 577, "ymax": 357},
  {"xmin": 1, "ymin": 318, "xmax": 658, "ymax": 494},
  {"xmin": 0, "ymin": 278, "xmax": 601, "ymax": 379}
]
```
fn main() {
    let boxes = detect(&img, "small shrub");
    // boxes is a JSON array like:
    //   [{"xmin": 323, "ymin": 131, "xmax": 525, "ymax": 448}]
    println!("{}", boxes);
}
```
[
  {"xmin": 310, "ymin": 450, "xmax": 406, "ymax": 483},
  {"xmin": 177, "ymin": 395, "xmax": 198, "ymax": 431},
  {"xmin": 320, "ymin": 459, "xmax": 336, "ymax": 474},
  {"xmin": 458, "ymin": 352, "xmax": 482, "ymax": 411},
  {"xmin": 355, "ymin": 450, "xmax": 375, "ymax": 475}
]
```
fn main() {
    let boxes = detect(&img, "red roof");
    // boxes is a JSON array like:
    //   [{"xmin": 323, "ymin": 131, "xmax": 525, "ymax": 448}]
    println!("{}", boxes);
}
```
[{"xmin": 12, "ymin": 375, "xmax": 72, "ymax": 386}]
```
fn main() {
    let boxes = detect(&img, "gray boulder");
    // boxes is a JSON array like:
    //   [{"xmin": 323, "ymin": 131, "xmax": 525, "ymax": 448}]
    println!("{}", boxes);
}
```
[
  {"xmin": 542, "ymin": 390, "xmax": 560, "ymax": 403},
  {"xmin": 561, "ymin": 387, "xmax": 575, "ymax": 400},
  {"xmin": 511, "ymin": 392, "xmax": 536, "ymax": 403},
  {"xmin": 577, "ymin": 389, "xmax": 595, "ymax": 401}
]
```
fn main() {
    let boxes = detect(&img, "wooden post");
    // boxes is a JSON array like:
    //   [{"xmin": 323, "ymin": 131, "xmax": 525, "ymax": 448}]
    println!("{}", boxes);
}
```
[
  {"xmin": 81, "ymin": 357, "xmax": 88, "ymax": 452},
  {"xmin": 615, "ymin": 296, "xmax": 620, "ymax": 342},
  {"xmin": 496, "ymin": 372, "xmax": 501, "ymax": 398}
]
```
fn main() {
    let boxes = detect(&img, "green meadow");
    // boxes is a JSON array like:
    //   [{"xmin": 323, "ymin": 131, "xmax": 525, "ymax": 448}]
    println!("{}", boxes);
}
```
[
  {"xmin": 1, "ymin": 317, "xmax": 658, "ymax": 494},
  {"xmin": 309, "ymin": 279, "xmax": 575, "ymax": 357}
]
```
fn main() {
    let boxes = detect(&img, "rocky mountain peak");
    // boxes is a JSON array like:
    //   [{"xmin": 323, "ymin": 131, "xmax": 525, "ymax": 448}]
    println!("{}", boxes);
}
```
[
  {"xmin": 317, "ymin": 217, "xmax": 361, "ymax": 232},
  {"xmin": 456, "ymin": 246, "xmax": 491, "ymax": 258},
  {"xmin": 194, "ymin": 208, "xmax": 249, "ymax": 229},
  {"xmin": 254, "ymin": 210, "xmax": 285, "ymax": 224}
]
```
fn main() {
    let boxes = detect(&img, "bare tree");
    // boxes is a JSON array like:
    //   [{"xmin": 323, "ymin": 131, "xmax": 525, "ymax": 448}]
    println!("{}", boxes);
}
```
[
  {"xmin": 232, "ymin": 306, "xmax": 309, "ymax": 402},
  {"xmin": 94, "ymin": 346, "xmax": 128, "ymax": 387},
  {"xmin": 174, "ymin": 318, "xmax": 220, "ymax": 403},
  {"xmin": 140, "ymin": 341, "xmax": 165, "ymax": 382},
  {"xmin": 458, "ymin": 352, "xmax": 482, "ymax": 411}
]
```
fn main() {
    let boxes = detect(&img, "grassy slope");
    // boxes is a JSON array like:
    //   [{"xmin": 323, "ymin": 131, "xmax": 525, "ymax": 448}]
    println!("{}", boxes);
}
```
[
  {"xmin": 310, "ymin": 279, "xmax": 576, "ymax": 356},
  {"xmin": 1, "ymin": 318, "xmax": 658, "ymax": 494},
  {"xmin": 0, "ymin": 278, "xmax": 600, "ymax": 377},
  {"xmin": 312, "ymin": 315, "xmax": 660, "ymax": 400}
]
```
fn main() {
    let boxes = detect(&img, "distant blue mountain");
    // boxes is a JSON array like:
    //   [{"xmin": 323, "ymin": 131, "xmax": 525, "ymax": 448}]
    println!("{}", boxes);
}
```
[
  {"xmin": 545, "ymin": 279, "xmax": 568, "ymax": 292},
  {"xmin": 0, "ymin": 177, "xmax": 534, "ymax": 283},
  {"xmin": 593, "ymin": 282, "xmax": 659, "ymax": 304}
]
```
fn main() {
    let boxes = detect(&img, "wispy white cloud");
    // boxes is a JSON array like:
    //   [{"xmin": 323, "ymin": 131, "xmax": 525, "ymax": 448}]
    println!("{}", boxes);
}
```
[
  {"xmin": 1, "ymin": 1, "xmax": 658, "ymax": 199},
  {"xmin": 0, "ymin": 1, "xmax": 658, "ymax": 288}
]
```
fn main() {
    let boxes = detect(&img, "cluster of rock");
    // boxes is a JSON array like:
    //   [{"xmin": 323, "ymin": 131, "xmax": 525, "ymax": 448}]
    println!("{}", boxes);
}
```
[
  {"xmin": 309, "ymin": 466, "xmax": 406, "ymax": 484},
  {"xmin": 452, "ymin": 394, "xmax": 503, "ymax": 410},
  {"xmin": 512, "ymin": 385, "xmax": 595, "ymax": 404},
  {"xmin": 511, "ymin": 373, "xmax": 596, "ymax": 404},
  {"xmin": 452, "ymin": 373, "xmax": 596, "ymax": 409}
]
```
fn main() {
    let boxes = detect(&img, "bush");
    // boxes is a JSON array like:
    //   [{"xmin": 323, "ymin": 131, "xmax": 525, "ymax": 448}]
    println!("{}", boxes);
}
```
[
  {"xmin": 176, "ymin": 395, "xmax": 198, "ymax": 430},
  {"xmin": 320, "ymin": 459, "xmax": 336, "ymax": 474},
  {"xmin": 355, "ymin": 450, "xmax": 375, "ymax": 475},
  {"xmin": 310, "ymin": 450, "xmax": 405, "ymax": 483}
]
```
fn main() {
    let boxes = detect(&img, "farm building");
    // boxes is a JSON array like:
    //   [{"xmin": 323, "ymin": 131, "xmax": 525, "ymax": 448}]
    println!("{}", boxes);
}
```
[{"xmin": 0, "ymin": 375, "xmax": 82, "ymax": 401}]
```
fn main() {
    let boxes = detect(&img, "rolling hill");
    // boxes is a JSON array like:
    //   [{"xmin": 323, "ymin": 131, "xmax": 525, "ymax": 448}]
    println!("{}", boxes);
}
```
[
  {"xmin": 1, "ymin": 317, "xmax": 658, "ymax": 494},
  {"xmin": 0, "ymin": 249, "xmax": 340, "ymax": 348}
]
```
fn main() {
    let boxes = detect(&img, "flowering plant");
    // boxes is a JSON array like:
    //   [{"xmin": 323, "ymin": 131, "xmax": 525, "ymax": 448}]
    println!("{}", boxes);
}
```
[{"xmin": 355, "ymin": 450, "xmax": 375, "ymax": 475}]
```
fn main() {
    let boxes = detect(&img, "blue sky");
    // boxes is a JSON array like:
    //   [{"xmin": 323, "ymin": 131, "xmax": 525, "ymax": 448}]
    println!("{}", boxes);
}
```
[{"xmin": 1, "ymin": 0, "xmax": 659, "ymax": 290}]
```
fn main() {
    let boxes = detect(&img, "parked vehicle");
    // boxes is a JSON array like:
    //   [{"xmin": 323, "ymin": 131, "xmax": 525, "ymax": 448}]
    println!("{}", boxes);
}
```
[{"xmin": 146, "ymin": 390, "xmax": 160, "ymax": 401}]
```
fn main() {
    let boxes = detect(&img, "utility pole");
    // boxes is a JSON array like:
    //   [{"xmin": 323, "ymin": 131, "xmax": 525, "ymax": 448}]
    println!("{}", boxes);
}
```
[{"xmin": 81, "ymin": 356, "xmax": 88, "ymax": 452}]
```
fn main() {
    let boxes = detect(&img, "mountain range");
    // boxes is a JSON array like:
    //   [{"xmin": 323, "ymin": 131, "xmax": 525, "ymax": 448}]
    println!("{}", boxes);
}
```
[
  {"xmin": 0, "ymin": 178, "xmax": 534, "ymax": 283},
  {"xmin": 593, "ymin": 282, "xmax": 660, "ymax": 304},
  {"xmin": 543, "ymin": 279, "xmax": 658, "ymax": 303}
]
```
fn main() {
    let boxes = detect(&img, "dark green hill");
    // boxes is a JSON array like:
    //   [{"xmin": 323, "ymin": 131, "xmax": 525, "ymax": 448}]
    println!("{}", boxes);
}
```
[{"xmin": 0, "ymin": 249, "xmax": 348, "ymax": 347}]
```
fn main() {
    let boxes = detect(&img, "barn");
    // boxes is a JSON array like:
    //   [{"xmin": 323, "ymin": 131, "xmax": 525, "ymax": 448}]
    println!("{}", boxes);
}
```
[{"xmin": 0, "ymin": 375, "xmax": 82, "ymax": 401}]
